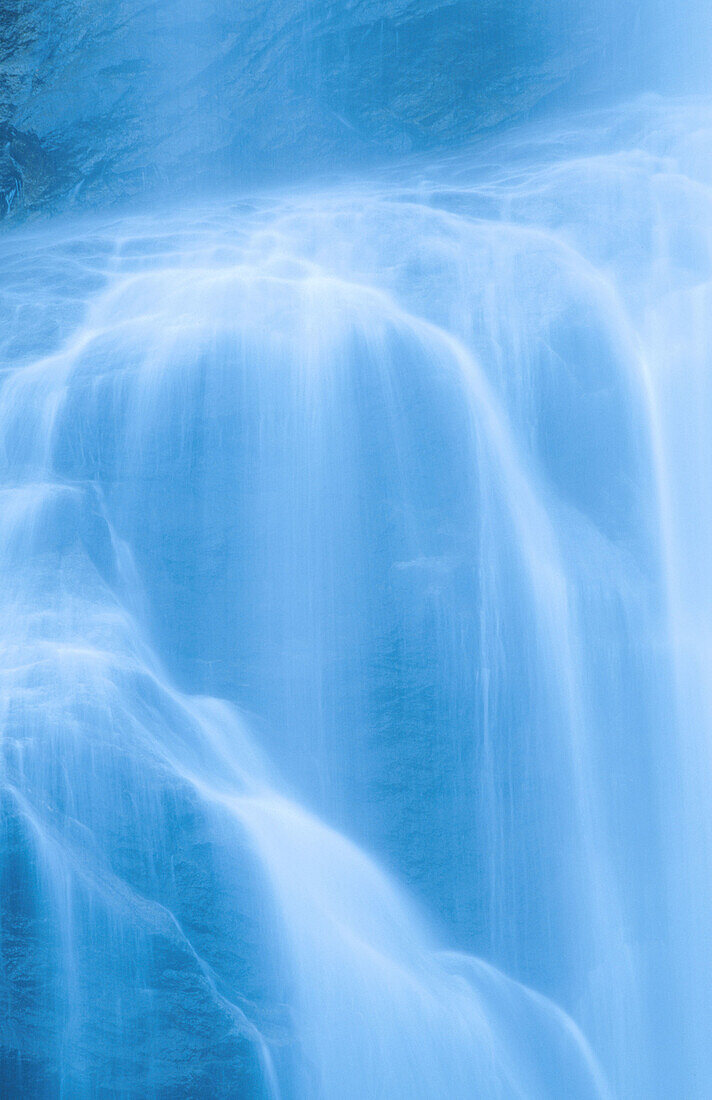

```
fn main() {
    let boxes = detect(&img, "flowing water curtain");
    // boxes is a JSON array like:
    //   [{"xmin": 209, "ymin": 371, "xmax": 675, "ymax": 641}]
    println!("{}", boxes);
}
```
[{"xmin": 1, "ymin": 97, "xmax": 712, "ymax": 1096}]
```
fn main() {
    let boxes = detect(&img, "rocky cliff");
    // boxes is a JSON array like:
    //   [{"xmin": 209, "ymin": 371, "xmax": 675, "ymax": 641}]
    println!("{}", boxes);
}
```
[{"xmin": 0, "ymin": 0, "xmax": 636, "ymax": 218}]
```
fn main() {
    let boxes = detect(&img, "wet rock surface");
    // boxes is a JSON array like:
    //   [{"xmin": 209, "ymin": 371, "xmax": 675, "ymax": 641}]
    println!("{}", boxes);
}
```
[
  {"xmin": 0, "ymin": 123, "xmax": 57, "ymax": 218},
  {"xmin": 0, "ymin": 0, "xmax": 630, "ymax": 217}
]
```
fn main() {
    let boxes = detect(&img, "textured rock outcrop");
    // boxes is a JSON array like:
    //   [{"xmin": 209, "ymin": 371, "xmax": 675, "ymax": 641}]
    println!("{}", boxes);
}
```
[
  {"xmin": 0, "ymin": 123, "xmax": 57, "ymax": 217},
  {"xmin": 0, "ymin": 0, "xmax": 632, "ymax": 216}
]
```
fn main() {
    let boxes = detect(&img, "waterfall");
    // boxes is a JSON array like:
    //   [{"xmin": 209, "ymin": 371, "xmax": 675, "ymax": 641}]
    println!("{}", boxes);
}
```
[{"xmin": 1, "ymin": 95, "xmax": 712, "ymax": 1096}]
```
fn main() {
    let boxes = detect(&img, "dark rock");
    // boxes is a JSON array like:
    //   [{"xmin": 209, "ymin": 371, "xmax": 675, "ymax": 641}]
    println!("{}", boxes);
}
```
[
  {"xmin": 0, "ymin": 123, "xmax": 56, "ymax": 218},
  {"xmin": 0, "ymin": 0, "xmax": 637, "ymax": 216},
  {"xmin": 1, "ymin": 0, "xmax": 705, "ymax": 218}
]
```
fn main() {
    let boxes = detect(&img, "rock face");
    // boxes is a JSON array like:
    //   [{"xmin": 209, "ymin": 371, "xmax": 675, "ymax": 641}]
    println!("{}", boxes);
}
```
[
  {"xmin": 0, "ymin": 0, "xmax": 635, "ymax": 215},
  {"xmin": 0, "ymin": 123, "xmax": 57, "ymax": 218}
]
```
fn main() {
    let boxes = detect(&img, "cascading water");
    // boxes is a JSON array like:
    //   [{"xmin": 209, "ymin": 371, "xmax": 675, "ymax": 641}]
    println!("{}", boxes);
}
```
[{"xmin": 2, "ymin": 91, "xmax": 712, "ymax": 1097}]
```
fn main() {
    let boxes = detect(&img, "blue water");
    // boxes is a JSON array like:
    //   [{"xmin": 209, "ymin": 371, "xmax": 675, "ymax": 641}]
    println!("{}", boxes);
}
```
[{"xmin": 2, "ymin": 93, "xmax": 712, "ymax": 1096}]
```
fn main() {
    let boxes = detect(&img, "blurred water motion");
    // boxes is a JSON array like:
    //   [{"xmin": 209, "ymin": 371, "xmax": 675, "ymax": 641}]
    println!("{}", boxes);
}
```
[{"xmin": 2, "ymin": 98, "xmax": 712, "ymax": 1095}]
